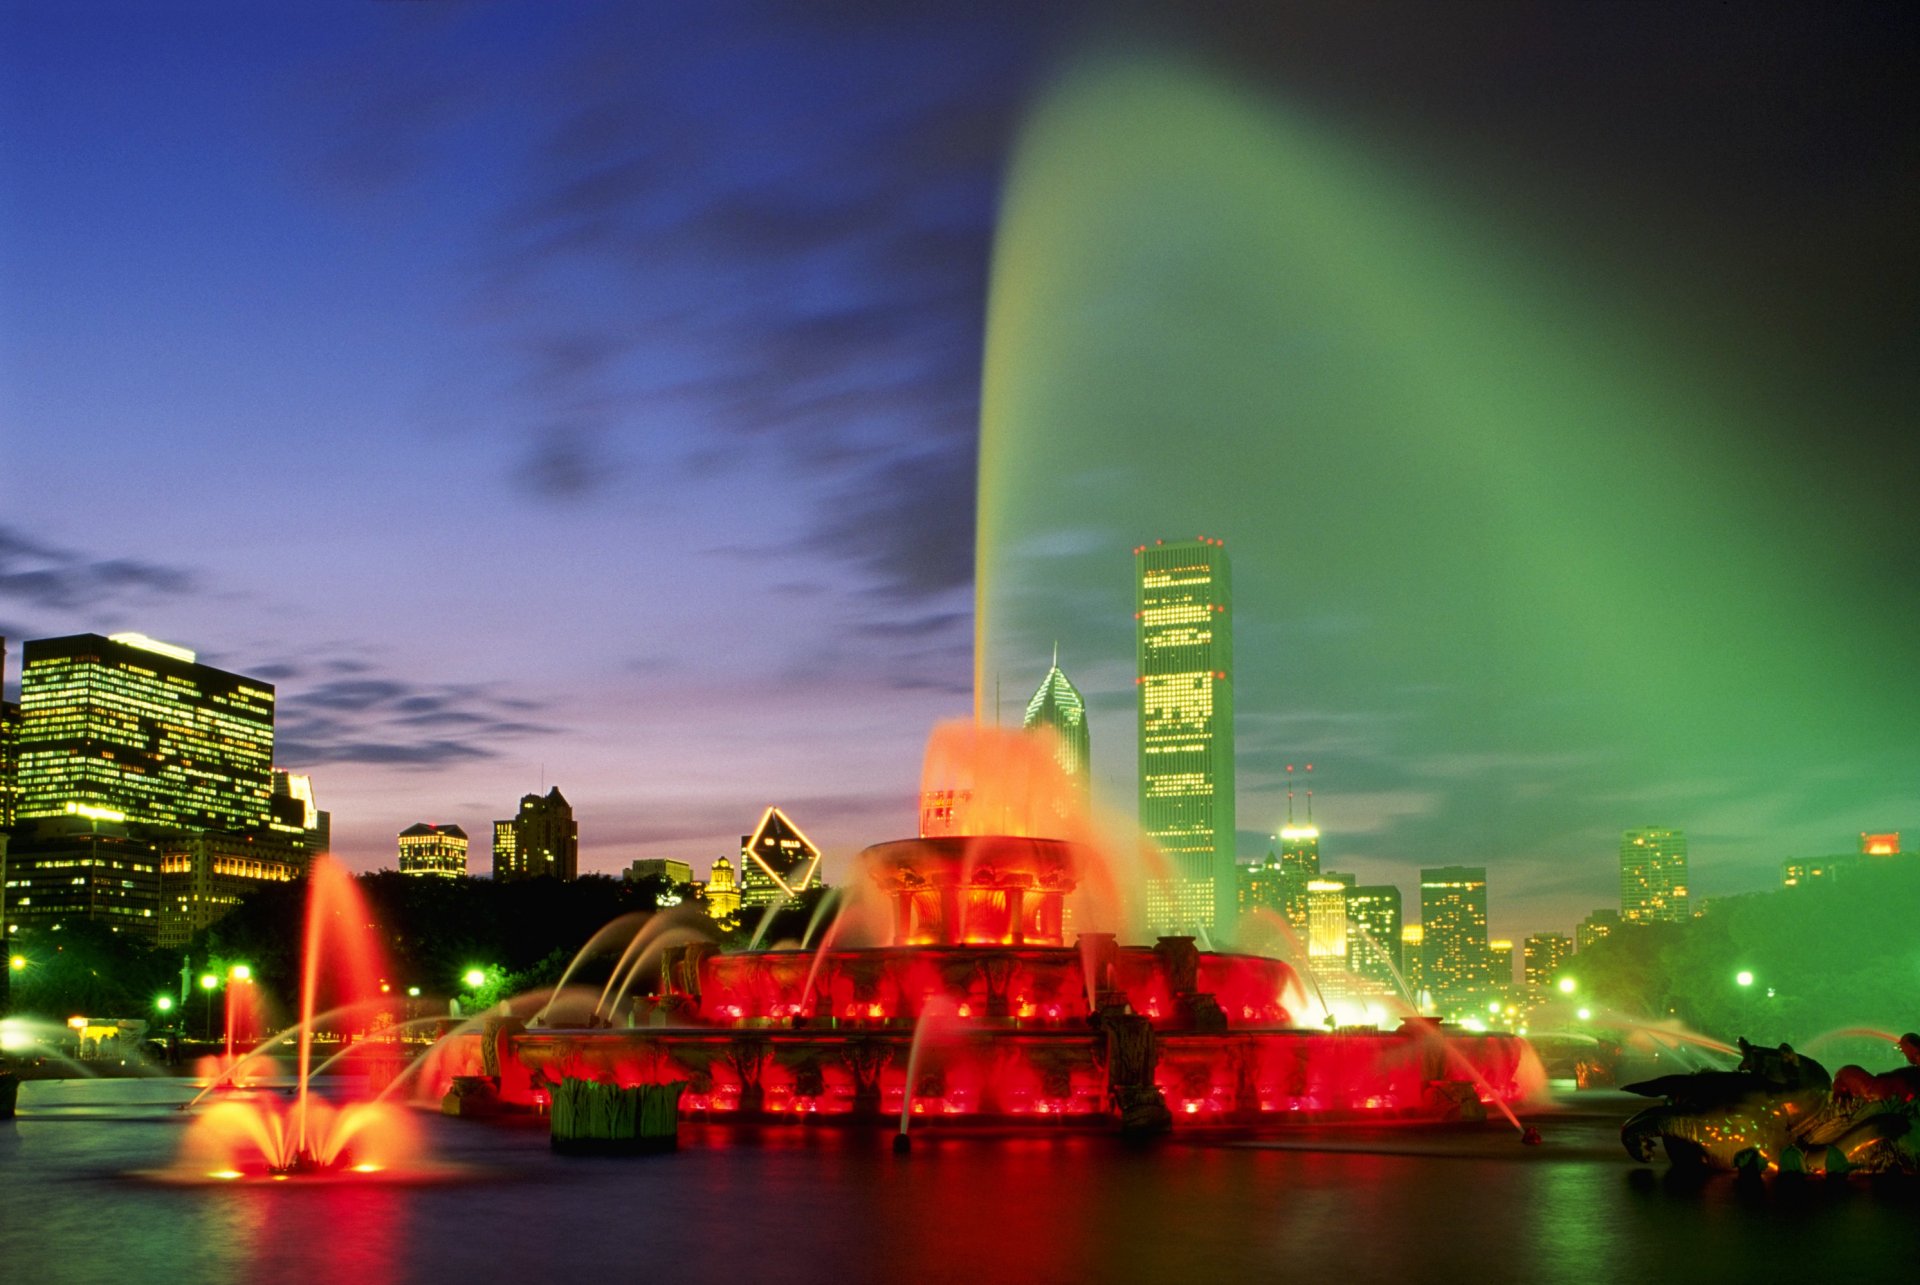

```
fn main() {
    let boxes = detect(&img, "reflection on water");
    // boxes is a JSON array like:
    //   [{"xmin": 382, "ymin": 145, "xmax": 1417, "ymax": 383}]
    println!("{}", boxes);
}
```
[{"xmin": 4, "ymin": 1082, "xmax": 1918, "ymax": 1283}]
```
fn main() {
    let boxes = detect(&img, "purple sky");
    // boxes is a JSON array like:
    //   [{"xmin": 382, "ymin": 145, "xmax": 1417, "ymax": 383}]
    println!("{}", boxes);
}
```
[{"xmin": 3, "ymin": 3, "xmax": 1914, "ymax": 945}]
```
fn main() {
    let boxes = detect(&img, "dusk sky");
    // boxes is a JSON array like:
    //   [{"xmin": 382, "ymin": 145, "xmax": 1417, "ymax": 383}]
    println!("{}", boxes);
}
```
[{"xmin": 3, "ymin": 3, "xmax": 1913, "ymax": 945}]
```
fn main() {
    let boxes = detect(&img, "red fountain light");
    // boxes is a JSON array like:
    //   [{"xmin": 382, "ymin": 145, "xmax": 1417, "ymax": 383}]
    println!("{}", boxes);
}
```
[
  {"xmin": 176, "ymin": 857, "xmax": 422, "ymax": 1181},
  {"xmin": 435, "ymin": 722, "xmax": 1545, "ymax": 1133}
]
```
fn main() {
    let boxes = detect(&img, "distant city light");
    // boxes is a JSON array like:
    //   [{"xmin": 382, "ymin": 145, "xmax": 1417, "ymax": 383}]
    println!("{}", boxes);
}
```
[{"xmin": 407, "ymin": 986, "xmax": 421, "ymax": 998}]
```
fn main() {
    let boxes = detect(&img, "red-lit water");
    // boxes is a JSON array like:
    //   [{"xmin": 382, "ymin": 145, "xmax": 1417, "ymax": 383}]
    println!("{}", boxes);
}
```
[
  {"xmin": 175, "ymin": 857, "xmax": 422, "ymax": 1180},
  {"xmin": 439, "ymin": 723, "xmax": 1544, "ymax": 1132}
]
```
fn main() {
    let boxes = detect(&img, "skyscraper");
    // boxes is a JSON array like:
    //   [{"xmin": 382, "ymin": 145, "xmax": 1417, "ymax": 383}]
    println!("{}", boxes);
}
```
[
  {"xmin": 1420, "ymin": 866, "xmax": 1491, "ymax": 1012},
  {"xmin": 1237, "ymin": 851, "xmax": 1288, "ymax": 919},
  {"xmin": 158, "ymin": 769, "xmax": 327, "ymax": 947},
  {"xmin": 1277, "ymin": 821, "xmax": 1321, "ymax": 928},
  {"xmin": 1135, "ymin": 537, "xmax": 1234, "ymax": 934},
  {"xmin": 493, "ymin": 787, "xmax": 578, "ymax": 881},
  {"xmin": 1345, "ymin": 883, "xmax": 1404, "ymax": 994},
  {"xmin": 1523, "ymin": 932, "xmax": 1574, "ymax": 999},
  {"xmin": 704, "ymin": 853, "xmax": 742, "ymax": 923},
  {"xmin": 8, "ymin": 632, "xmax": 282, "ymax": 942},
  {"xmin": 1575, "ymin": 907, "xmax": 1620, "ymax": 952},
  {"xmin": 0, "ymin": 637, "xmax": 19, "ymax": 831},
  {"xmin": 1022, "ymin": 649, "xmax": 1090, "ymax": 806},
  {"xmin": 1304, "ymin": 878, "xmax": 1349, "ymax": 962},
  {"xmin": 738, "ymin": 806, "xmax": 821, "ymax": 908},
  {"xmin": 398, "ymin": 823, "xmax": 469, "ymax": 877},
  {"xmin": 1620, "ymin": 827, "xmax": 1688, "ymax": 923},
  {"xmin": 16, "ymin": 633, "xmax": 274, "ymax": 832}
]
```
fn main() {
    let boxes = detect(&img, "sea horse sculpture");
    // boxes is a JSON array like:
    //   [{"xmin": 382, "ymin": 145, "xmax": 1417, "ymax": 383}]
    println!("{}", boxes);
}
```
[{"xmin": 1621, "ymin": 1036, "xmax": 1917, "ymax": 1175}]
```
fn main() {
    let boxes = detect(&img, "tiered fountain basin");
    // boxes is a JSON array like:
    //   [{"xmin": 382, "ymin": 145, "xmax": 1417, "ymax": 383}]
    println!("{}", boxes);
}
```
[{"xmin": 440, "ymin": 835, "xmax": 1541, "ymax": 1128}]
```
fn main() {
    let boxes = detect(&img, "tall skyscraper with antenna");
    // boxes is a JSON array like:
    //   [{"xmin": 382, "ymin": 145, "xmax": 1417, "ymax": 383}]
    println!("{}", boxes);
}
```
[
  {"xmin": 1277, "ymin": 764, "xmax": 1322, "ymax": 928},
  {"xmin": 1136, "ymin": 537, "xmax": 1235, "ymax": 935},
  {"xmin": 1023, "ymin": 646, "xmax": 1090, "ymax": 806}
]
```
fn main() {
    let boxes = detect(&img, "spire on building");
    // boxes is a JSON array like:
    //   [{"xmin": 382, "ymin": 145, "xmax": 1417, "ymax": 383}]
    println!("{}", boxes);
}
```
[{"xmin": 1022, "ymin": 650, "xmax": 1090, "ymax": 803}]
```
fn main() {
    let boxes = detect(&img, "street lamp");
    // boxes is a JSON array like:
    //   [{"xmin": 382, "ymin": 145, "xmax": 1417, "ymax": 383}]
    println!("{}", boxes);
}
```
[
  {"xmin": 1557, "ymin": 977, "xmax": 1576, "ymax": 995},
  {"xmin": 229, "ymin": 964, "xmax": 251, "ymax": 982},
  {"xmin": 1735, "ymin": 970, "xmax": 1755, "ymax": 988},
  {"xmin": 7, "ymin": 954, "xmax": 24, "ymax": 973},
  {"xmin": 462, "ymin": 968, "xmax": 487, "ymax": 990},
  {"xmin": 200, "ymin": 972, "xmax": 220, "ymax": 1042}
]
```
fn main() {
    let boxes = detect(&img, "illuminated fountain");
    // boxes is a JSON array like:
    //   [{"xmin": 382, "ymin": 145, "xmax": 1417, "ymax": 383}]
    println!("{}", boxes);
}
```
[
  {"xmin": 170, "ymin": 857, "xmax": 423, "ymax": 1181},
  {"xmin": 437, "ymin": 724, "xmax": 1543, "ymax": 1132}
]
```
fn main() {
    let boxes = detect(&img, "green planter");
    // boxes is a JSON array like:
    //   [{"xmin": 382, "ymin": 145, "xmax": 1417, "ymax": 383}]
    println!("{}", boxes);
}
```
[{"xmin": 550, "ymin": 1078, "xmax": 687, "ymax": 1155}]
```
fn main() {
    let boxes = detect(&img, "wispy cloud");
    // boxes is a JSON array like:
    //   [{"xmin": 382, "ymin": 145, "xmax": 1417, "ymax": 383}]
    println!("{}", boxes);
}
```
[
  {"xmin": 0, "ymin": 523, "xmax": 203, "ymax": 617},
  {"xmin": 276, "ymin": 669, "xmax": 555, "ymax": 770},
  {"xmin": 312, "ymin": 5, "xmax": 1062, "ymax": 605}
]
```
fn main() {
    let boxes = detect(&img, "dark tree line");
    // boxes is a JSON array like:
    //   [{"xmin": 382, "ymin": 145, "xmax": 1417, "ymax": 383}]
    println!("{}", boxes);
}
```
[
  {"xmin": 4, "ymin": 872, "xmax": 837, "ymax": 1023},
  {"xmin": 1566, "ymin": 861, "xmax": 1920, "ymax": 1052}
]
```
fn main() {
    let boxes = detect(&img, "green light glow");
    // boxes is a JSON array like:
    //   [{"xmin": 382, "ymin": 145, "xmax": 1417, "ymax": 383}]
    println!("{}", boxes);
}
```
[
  {"xmin": 1557, "ymin": 977, "xmax": 1577, "ymax": 995},
  {"xmin": 1736, "ymin": 969, "xmax": 1755, "ymax": 987},
  {"xmin": 156, "ymin": 995, "xmax": 174, "ymax": 1012},
  {"xmin": 7, "ymin": 954, "xmax": 24, "ymax": 972},
  {"xmin": 462, "ymin": 968, "xmax": 487, "ymax": 989},
  {"xmin": 974, "ymin": 43, "xmax": 1912, "ymax": 885},
  {"xmin": 229, "ymin": 964, "xmax": 251, "ymax": 981},
  {"xmin": 199, "ymin": 973, "xmax": 218, "ymax": 990}
]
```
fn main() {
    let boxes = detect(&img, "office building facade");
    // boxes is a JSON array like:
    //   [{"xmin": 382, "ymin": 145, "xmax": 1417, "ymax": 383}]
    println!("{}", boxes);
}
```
[
  {"xmin": 738, "ymin": 806, "xmax": 821, "ymax": 908},
  {"xmin": 493, "ymin": 787, "xmax": 578, "ymax": 881},
  {"xmin": 1136, "ymin": 538, "xmax": 1235, "ymax": 934},
  {"xmin": 1620, "ymin": 827, "xmax": 1688, "ymax": 923},
  {"xmin": 1420, "ymin": 865, "xmax": 1492, "ymax": 1012},
  {"xmin": 1523, "ymin": 932, "xmax": 1574, "ymax": 999},
  {"xmin": 1345, "ymin": 883, "xmax": 1404, "ymax": 994},
  {"xmin": 1023, "ymin": 653, "xmax": 1091, "ymax": 806},
  {"xmin": 398, "ymin": 823, "xmax": 469, "ymax": 877},
  {"xmin": 16, "ymin": 633, "xmax": 274, "ymax": 833}
]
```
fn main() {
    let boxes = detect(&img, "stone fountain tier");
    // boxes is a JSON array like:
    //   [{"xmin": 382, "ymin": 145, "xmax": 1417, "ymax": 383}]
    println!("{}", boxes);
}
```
[
  {"xmin": 443, "ymin": 835, "xmax": 1548, "ymax": 1131},
  {"xmin": 681, "ymin": 941, "xmax": 1295, "ymax": 1029},
  {"xmin": 863, "ymin": 835, "xmax": 1083, "ymax": 947},
  {"xmin": 475, "ymin": 1022, "xmax": 1540, "ymax": 1127}
]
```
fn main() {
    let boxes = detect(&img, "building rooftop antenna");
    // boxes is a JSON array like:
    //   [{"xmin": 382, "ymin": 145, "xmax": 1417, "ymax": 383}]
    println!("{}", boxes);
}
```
[
  {"xmin": 1286, "ymin": 764, "xmax": 1295, "ymax": 825},
  {"xmin": 1305, "ymin": 763, "xmax": 1314, "ymax": 825}
]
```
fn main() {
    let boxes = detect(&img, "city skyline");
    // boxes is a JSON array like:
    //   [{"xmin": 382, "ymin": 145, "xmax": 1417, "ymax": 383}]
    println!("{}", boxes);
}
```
[{"xmin": 3, "ymin": 6, "xmax": 1914, "ymax": 947}]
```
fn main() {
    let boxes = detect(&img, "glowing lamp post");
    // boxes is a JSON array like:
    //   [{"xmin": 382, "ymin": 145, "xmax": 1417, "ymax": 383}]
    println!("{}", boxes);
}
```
[
  {"xmin": 1735, "ymin": 970, "xmax": 1754, "ymax": 988},
  {"xmin": 462, "ymin": 968, "xmax": 487, "ymax": 990},
  {"xmin": 7, "ymin": 955, "xmax": 24, "ymax": 973},
  {"xmin": 200, "ymin": 973, "xmax": 220, "ymax": 1042},
  {"xmin": 1557, "ymin": 977, "xmax": 1576, "ymax": 996}
]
